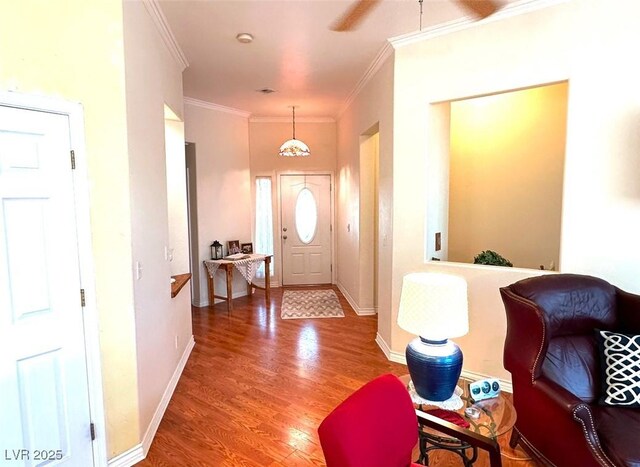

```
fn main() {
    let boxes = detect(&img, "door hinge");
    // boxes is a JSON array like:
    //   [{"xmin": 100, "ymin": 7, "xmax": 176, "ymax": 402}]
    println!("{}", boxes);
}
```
[
  {"xmin": 90, "ymin": 422, "xmax": 96, "ymax": 441},
  {"xmin": 330, "ymin": 224, "xmax": 332, "ymax": 232},
  {"xmin": 70, "ymin": 150, "xmax": 76, "ymax": 170},
  {"xmin": 80, "ymin": 289, "xmax": 86, "ymax": 307},
  {"xmin": 331, "ymin": 264, "xmax": 333, "ymax": 272}
]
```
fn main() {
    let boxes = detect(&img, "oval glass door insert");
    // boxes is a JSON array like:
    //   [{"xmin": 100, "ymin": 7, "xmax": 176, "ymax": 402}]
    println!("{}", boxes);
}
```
[{"xmin": 295, "ymin": 188, "xmax": 317, "ymax": 244}]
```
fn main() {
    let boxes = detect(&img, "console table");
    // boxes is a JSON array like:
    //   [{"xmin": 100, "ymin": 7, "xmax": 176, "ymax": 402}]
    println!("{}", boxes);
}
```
[{"xmin": 203, "ymin": 254, "xmax": 271, "ymax": 311}]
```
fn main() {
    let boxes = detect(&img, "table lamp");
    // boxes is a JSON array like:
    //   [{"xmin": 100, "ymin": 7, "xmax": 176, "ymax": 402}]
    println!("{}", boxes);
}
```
[{"xmin": 397, "ymin": 272, "xmax": 469, "ymax": 401}]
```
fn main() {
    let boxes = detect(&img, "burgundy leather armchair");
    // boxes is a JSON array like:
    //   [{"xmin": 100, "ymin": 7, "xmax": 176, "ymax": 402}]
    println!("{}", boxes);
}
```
[{"xmin": 501, "ymin": 274, "xmax": 640, "ymax": 467}]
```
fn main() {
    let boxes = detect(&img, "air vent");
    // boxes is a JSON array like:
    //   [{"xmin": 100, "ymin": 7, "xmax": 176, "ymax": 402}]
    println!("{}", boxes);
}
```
[{"xmin": 257, "ymin": 88, "xmax": 276, "ymax": 94}]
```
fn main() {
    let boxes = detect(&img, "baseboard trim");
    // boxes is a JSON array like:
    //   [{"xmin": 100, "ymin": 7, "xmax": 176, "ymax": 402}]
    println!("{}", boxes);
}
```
[
  {"xmin": 252, "ymin": 279, "xmax": 281, "ymax": 289},
  {"xmin": 196, "ymin": 281, "xmax": 281, "ymax": 307},
  {"xmin": 376, "ymin": 334, "xmax": 513, "ymax": 393},
  {"xmin": 389, "ymin": 348, "xmax": 407, "ymax": 365},
  {"xmin": 337, "ymin": 282, "xmax": 376, "ymax": 316},
  {"xmin": 107, "ymin": 444, "xmax": 144, "ymax": 467},
  {"xmin": 141, "ymin": 335, "xmax": 196, "ymax": 454},
  {"xmin": 196, "ymin": 290, "xmax": 247, "ymax": 307},
  {"xmin": 375, "ymin": 333, "xmax": 392, "ymax": 359},
  {"xmin": 375, "ymin": 334, "xmax": 406, "ymax": 364},
  {"xmin": 355, "ymin": 308, "xmax": 376, "ymax": 316}
]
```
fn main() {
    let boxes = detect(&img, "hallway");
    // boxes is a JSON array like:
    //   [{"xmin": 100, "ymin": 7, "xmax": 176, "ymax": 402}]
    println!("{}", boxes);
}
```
[{"xmin": 139, "ymin": 287, "xmax": 533, "ymax": 466}]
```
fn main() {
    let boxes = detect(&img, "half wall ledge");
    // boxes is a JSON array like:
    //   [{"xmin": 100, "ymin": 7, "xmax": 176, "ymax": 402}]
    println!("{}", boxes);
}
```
[{"xmin": 171, "ymin": 273, "xmax": 191, "ymax": 298}]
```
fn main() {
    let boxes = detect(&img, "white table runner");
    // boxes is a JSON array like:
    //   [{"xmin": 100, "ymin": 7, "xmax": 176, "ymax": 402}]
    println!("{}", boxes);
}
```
[{"xmin": 203, "ymin": 254, "xmax": 267, "ymax": 284}]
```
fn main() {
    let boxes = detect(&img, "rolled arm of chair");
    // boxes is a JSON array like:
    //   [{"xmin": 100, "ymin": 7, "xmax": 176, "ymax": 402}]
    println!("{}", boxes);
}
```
[
  {"xmin": 533, "ymin": 377, "xmax": 614, "ymax": 467},
  {"xmin": 571, "ymin": 405, "xmax": 615, "ymax": 467},
  {"xmin": 533, "ymin": 375, "xmax": 584, "ymax": 413},
  {"xmin": 616, "ymin": 288, "xmax": 640, "ymax": 333}
]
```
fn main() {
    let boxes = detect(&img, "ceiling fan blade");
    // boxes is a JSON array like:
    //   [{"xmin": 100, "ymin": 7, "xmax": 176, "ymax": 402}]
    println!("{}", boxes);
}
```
[
  {"xmin": 331, "ymin": 0, "xmax": 381, "ymax": 32},
  {"xmin": 456, "ymin": 0, "xmax": 500, "ymax": 19}
]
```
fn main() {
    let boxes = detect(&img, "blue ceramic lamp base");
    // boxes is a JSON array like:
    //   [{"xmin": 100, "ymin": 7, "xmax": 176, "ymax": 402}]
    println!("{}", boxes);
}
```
[{"xmin": 406, "ymin": 337, "xmax": 463, "ymax": 401}]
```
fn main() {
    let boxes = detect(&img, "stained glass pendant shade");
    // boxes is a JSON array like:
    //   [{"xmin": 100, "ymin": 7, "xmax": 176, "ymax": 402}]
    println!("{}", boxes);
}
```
[{"xmin": 279, "ymin": 106, "xmax": 310, "ymax": 157}]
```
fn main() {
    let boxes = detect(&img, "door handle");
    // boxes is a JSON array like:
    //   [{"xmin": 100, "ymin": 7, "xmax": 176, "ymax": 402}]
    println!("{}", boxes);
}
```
[
  {"xmin": 283, "ymin": 235, "xmax": 288, "ymax": 240},
  {"xmin": 283, "ymin": 227, "xmax": 288, "ymax": 232}
]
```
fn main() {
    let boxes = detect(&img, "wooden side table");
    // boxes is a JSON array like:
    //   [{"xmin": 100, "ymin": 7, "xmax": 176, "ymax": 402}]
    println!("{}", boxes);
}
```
[{"xmin": 203, "ymin": 254, "xmax": 271, "ymax": 311}]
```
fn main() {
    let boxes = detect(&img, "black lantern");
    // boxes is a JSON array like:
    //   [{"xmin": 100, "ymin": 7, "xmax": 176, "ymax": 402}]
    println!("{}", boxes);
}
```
[{"xmin": 210, "ymin": 240, "xmax": 223, "ymax": 260}]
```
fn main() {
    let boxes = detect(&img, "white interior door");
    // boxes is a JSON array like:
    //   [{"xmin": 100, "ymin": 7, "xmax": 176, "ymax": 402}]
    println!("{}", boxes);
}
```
[
  {"xmin": 0, "ymin": 105, "xmax": 94, "ymax": 466},
  {"xmin": 280, "ymin": 174, "xmax": 332, "ymax": 285}
]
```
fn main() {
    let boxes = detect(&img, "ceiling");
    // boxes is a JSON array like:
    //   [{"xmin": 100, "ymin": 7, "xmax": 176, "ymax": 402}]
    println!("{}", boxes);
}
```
[{"xmin": 158, "ymin": 0, "xmax": 513, "ymax": 118}]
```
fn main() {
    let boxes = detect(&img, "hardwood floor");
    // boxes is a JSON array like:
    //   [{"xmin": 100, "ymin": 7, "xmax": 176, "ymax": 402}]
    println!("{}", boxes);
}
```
[{"xmin": 138, "ymin": 286, "xmax": 537, "ymax": 467}]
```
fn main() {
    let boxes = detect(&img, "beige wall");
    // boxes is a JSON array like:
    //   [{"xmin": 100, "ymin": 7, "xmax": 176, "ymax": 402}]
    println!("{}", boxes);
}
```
[
  {"xmin": 0, "ymin": 0, "xmax": 139, "ymax": 456},
  {"xmin": 390, "ymin": 0, "xmax": 640, "ymax": 381},
  {"xmin": 336, "ymin": 55, "xmax": 395, "ymax": 335},
  {"xmin": 249, "ymin": 121, "xmax": 336, "ymax": 285},
  {"xmin": 358, "ymin": 131, "xmax": 379, "ymax": 312},
  {"xmin": 448, "ymin": 83, "xmax": 567, "ymax": 269},
  {"xmin": 184, "ymin": 104, "xmax": 252, "ymax": 306},
  {"xmin": 249, "ymin": 121, "xmax": 337, "ymax": 174},
  {"xmin": 122, "ymin": 0, "xmax": 192, "ymax": 448}
]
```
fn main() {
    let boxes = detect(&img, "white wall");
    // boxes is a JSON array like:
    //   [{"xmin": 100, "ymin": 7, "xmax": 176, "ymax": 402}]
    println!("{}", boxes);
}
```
[
  {"xmin": 249, "ymin": 120, "xmax": 337, "ymax": 285},
  {"xmin": 389, "ymin": 0, "xmax": 640, "ymax": 380},
  {"xmin": 122, "ymin": 0, "xmax": 192, "ymax": 444},
  {"xmin": 184, "ymin": 103, "xmax": 252, "ymax": 306},
  {"xmin": 165, "ymin": 117, "xmax": 190, "ymax": 275},
  {"xmin": 336, "ymin": 54, "xmax": 395, "ymax": 329},
  {"xmin": 0, "ymin": 0, "xmax": 140, "ymax": 457}
]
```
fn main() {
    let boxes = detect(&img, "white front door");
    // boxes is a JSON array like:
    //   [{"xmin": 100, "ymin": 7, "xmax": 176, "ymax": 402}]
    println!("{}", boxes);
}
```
[
  {"xmin": 0, "ymin": 105, "xmax": 94, "ymax": 466},
  {"xmin": 280, "ymin": 174, "xmax": 332, "ymax": 285}
]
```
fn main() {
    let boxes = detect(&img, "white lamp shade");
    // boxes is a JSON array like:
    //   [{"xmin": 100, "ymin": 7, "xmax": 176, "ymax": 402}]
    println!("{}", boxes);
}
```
[
  {"xmin": 397, "ymin": 272, "xmax": 469, "ymax": 340},
  {"xmin": 278, "ymin": 138, "xmax": 310, "ymax": 157}
]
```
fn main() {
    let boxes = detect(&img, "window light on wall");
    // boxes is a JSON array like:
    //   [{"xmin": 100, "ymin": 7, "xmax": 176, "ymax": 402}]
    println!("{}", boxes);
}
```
[{"xmin": 255, "ymin": 177, "xmax": 274, "ymax": 277}]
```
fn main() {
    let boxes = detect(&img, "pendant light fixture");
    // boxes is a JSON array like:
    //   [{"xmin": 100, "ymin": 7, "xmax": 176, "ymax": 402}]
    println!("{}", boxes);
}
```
[{"xmin": 279, "ymin": 106, "xmax": 310, "ymax": 157}]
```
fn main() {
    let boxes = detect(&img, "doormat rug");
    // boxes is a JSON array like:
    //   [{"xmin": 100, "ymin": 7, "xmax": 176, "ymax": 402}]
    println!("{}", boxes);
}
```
[{"xmin": 281, "ymin": 289, "xmax": 345, "ymax": 319}]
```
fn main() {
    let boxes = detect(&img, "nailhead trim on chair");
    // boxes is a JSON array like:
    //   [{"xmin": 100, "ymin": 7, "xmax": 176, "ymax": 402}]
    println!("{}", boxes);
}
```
[
  {"xmin": 507, "ymin": 288, "xmax": 619, "ymax": 467},
  {"xmin": 572, "ymin": 404, "xmax": 616, "ymax": 467},
  {"xmin": 530, "ymin": 307, "xmax": 546, "ymax": 385}
]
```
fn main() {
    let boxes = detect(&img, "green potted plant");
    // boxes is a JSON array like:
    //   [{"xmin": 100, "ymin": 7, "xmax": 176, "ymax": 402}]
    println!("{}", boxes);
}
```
[{"xmin": 473, "ymin": 250, "xmax": 513, "ymax": 267}]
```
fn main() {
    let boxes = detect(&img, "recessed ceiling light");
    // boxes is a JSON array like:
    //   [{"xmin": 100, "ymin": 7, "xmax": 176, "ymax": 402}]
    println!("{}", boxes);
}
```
[{"xmin": 236, "ymin": 33, "xmax": 253, "ymax": 44}]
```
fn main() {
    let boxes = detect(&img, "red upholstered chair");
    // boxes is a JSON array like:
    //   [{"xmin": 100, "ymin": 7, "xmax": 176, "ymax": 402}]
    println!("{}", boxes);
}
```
[
  {"xmin": 318, "ymin": 374, "xmax": 420, "ymax": 467},
  {"xmin": 501, "ymin": 273, "xmax": 640, "ymax": 467},
  {"xmin": 319, "ymin": 374, "xmax": 504, "ymax": 466}
]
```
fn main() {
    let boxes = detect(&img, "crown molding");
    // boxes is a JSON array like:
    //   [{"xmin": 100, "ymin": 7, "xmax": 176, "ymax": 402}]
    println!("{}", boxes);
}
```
[
  {"xmin": 337, "ymin": 42, "xmax": 394, "ymax": 119},
  {"xmin": 249, "ymin": 116, "xmax": 335, "ymax": 123},
  {"xmin": 141, "ymin": 0, "xmax": 189, "ymax": 72},
  {"xmin": 183, "ymin": 97, "xmax": 251, "ymax": 118},
  {"xmin": 389, "ymin": 0, "xmax": 569, "ymax": 49}
]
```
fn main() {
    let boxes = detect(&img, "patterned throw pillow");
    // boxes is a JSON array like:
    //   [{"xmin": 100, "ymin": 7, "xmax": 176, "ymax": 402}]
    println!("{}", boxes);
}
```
[{"xmin": 596, "ymin": 330, "xmax": 640, "ymax": 407}]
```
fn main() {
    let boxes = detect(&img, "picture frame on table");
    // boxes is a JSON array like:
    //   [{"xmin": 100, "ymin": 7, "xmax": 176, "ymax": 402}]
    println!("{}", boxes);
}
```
[
  {"xmin": 227, "ymin": 240, "xmax": 241, "ymax": 255},
  {"xmin": 241, "ymin": 242, "xmax": 253, "ymax": 254}
]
